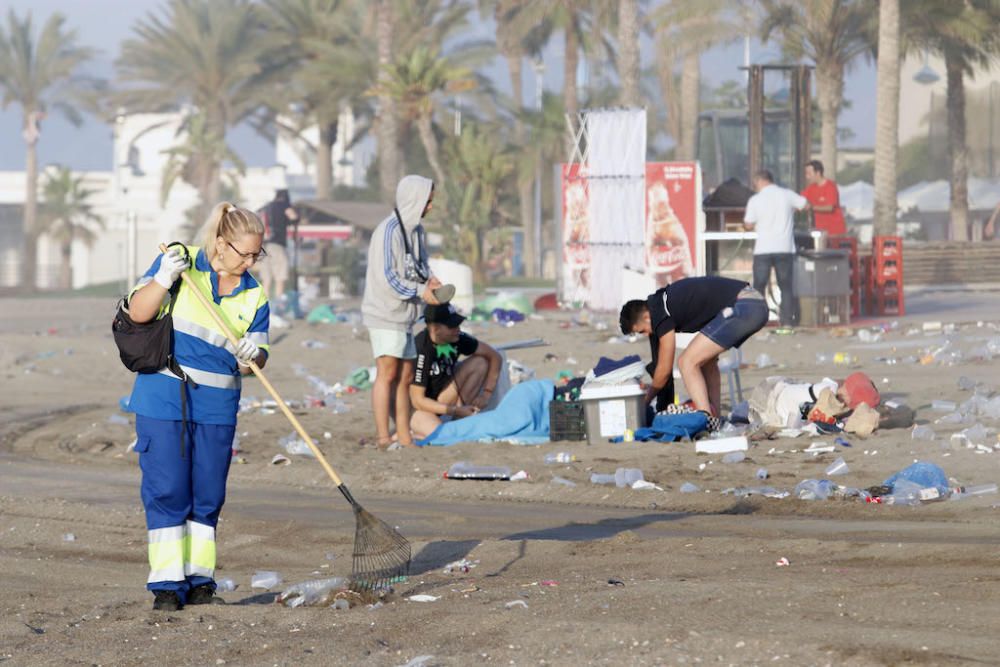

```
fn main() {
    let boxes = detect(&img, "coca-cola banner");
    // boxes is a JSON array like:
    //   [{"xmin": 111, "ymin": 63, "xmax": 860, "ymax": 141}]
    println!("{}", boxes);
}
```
[
  {"xmin": 645, "ymin": 162, "xmax": 701, "ymax": 287},
  {"xmin": 561, "ymin": 163, "xmax": 590, "ymax": 305}
]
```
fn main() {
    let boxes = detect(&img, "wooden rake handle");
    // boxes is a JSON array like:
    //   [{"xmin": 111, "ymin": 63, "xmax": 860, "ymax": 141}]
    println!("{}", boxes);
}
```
[{"xmin": 160, "ymin": 243, "xmax": 345, "ymax": 487}]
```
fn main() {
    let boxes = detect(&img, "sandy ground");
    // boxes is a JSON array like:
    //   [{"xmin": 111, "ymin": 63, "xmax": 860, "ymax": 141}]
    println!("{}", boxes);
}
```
[{"xmin": 2, "ymin": 291, "xmax": 1000, "ymax": 666}]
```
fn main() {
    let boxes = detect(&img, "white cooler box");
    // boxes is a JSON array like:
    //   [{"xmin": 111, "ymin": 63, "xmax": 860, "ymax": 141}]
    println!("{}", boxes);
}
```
[{"xmin": 579, "ymin": 384, "xmax": 647, "ymax": 445}]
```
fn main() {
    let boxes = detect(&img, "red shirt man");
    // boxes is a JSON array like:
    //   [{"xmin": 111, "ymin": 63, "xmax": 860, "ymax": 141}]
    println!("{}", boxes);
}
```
[{"xmin": 801, "ymin": 160, "xmax": 846, "ymax": 236}]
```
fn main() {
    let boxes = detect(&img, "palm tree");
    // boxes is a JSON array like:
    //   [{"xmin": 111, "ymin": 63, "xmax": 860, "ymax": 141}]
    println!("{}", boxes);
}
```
[
  {"xmin": 440, "ymin": 123, "xmax": 516, "ymax": 285},
  {"xmin": 617, "ymin": 0, "xmax": 641, "ymax": 107},
  {"xmin": 116, "ymin": 0, "xmax": 272, "ymax": 221},
  {"xmin": 369, "ymin": 45, "xmax": 477, "ymax": 188},
  {"xmin": 872, "ymin": 0, "xmax": 900, "ymax": 236},
  {"xmin": 0, "ymin": 10, "xmax": 95, "ymax": 290},
  {"xmin": 759, "ymin": 0, "xmax": 870, "ymax": 180},
  {"xmin": 374, "ymin": 0, "xmax": 402, "ymax": 202},
  {"xmin": 263, "ymin": 0, "xmax": 357, "ymax": 200},
  {"xmin": 160, "ymin": 111, "xmax": 247, "ymax": 211},
  {"xmin": 38, "ymin": 166, "xmax": 104, "ymax": 290},
  {"xmin": 508, "ymin": 1, "xmax": 604, "ymax": 141},
  {"xmin": 902, "ymin": 1, "xmax": 1000, "ymax": 241},
  {"xmin": 652, "ymin": 0, "xmax": 745, "ymax": 160}
]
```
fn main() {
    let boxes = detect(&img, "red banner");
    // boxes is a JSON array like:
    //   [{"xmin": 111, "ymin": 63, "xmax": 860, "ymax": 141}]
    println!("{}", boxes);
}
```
[
  {"xmin": 561, "ymin": 163, "xmax": 590, "ymax": 304},
  {"xmin": 645, "ymin": 162, "xmax": 698, "ymax": 287}
]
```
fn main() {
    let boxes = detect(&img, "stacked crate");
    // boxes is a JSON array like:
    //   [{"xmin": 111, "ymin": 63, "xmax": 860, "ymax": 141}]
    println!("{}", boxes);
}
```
[
  {"xmin": 829, "ymin": 235, "xmax": 862, "ymax": 318},
  {"xmin": 869, "ymin": 235, "xmax": 905, "ymax": 316}
]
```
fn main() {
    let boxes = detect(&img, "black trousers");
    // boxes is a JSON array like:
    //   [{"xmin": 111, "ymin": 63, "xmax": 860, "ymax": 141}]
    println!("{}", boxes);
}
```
[{"xmin": 752, "ymin": 253, "xmax": 795, "ymax": 326}]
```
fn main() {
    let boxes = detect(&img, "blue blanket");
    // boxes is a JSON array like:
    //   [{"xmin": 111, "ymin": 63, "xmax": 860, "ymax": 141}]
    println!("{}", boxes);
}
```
[
  {"xmin": 418, "ymin": 379, "xmax": 555, "ymax": 446},
  {"xmin": 622, "ymin": 412, "xmax": 708, "ymax": 443}
]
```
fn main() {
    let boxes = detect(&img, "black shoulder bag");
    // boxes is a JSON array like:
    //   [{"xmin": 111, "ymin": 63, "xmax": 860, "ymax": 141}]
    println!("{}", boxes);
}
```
[{"xmin": 111, "ymin": 243, "xmax": 197, "ymax": 456}]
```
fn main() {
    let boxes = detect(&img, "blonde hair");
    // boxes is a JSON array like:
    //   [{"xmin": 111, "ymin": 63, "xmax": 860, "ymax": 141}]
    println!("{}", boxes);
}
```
[{"xmin": 201, "ymin": 202, "xmax": 265, "ymax": 261}]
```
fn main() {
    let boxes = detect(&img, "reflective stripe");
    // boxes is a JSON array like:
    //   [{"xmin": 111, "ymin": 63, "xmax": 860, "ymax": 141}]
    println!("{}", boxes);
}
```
[
  {"xmin": 246, "ymin": 331, "xmax": 269, "ymax": 346},
  {"xmin": 186, "ymin": 521, "xmax": 216, "ymax": 577},
  {"xmin": 148, "ymin": 527, "xmax": 185, "ymax": 584},
  {"xmin": 173, "ymin": 316, "xmax": 233, "ymax": 351},
  {"xmin": 158, "ymin": 365, "xmax": 241, "ymax": 390},
  {"xmin": 148, "ymin": 566, "xmax": 186, "ymax": 583},
  {"xmin": 148, "ymin": 526, "xmax": 185, "ymax": 543}
]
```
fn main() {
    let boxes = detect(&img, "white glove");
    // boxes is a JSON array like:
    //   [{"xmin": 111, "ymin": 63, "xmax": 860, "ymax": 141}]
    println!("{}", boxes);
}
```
[
  {"xmin": 234, "ymin": 337, "xmax": 259, "ymax": 367},
  {"xmin": 153, "ymin": 247, "xmax": 190, "ymax": 289}
]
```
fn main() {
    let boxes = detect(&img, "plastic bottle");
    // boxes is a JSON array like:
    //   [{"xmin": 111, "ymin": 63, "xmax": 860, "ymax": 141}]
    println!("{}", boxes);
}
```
[
  {"xmin": 551, "ymin": 476, "xmax": 577, "ymax": 487},
  {"xmin": 277, "ymin": 577, "xmax": 348, "ymax": 607},
  {"xmin": 931, "ymin": 400, "xmax": 957, "ymax": 412},
  {"xmin": 216, "ymin": 577, "xmax": 237, "ymax": 592},
  {"xmin": 251, "ymin": 571, "xmax": 283, "ymax": 590},
  {"xmin": 951, "ymin": 483, "xmax": 998, "ymax": 499},
  {"xmin": 544, "ymin": 452, "xmax": 576, "ymax": 464},
  {"xmin": 614, "ymin": 468, "xmax": 644, "ymax": 488},
  {"xmin": 445, "ymin": 462, "xmax": 512, "ymax": 480},
  {"xmin": 722, "ymin": 451, "xmax": 746, "ymax": 464},
  {"xmin": 590, "ymin": 473, "xmax": 615, "ymax": 485},
  {"xmin": 794, "ymin": 479, "xmax": 837, "ymax": 500}
]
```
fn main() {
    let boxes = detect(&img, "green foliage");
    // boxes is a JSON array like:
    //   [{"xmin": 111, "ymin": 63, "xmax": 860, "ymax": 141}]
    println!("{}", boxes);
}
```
[
  {"xmin": 39, "ymin": 166, "xmax": 104, "ymax": 246},
  {"xmin": 438, "ymin": 123, "xmax": 516, "ymax": 283}
]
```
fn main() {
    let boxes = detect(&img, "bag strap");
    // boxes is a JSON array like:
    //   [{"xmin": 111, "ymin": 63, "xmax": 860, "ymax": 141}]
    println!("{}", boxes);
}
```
[
  {"xmin": 393, "ymin": 208, "xmax": 429, "ymax": 283},
  {"xmin": 162, "ymin": 241, "xmax": 195, "ymax": 458}
]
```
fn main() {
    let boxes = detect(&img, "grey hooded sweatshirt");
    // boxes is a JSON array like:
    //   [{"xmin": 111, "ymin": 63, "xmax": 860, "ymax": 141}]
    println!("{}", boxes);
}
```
[{"xmin": 362, "ymin": 175, "xmax": 434, "ymax": 332}]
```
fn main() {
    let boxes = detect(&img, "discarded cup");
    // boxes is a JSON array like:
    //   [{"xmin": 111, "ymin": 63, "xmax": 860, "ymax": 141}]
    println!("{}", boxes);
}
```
[
  {"xmin": 679, "ymin": 482, "xmax": 700, "ymax": 493},
  {"xmin": 756, "ymin": 468, "xmax": 769, "ymax": 480},
  {"xmin": 216, "ymin": 577, "xmax": 237, "ymax": 592},
  {"xmin": 911, "ymin": 425, "xmax": 936, "ymax": 441},
  {"xmin": 251, "ymin": 571, "xmax": 283, "ymax": 590},
  {"xmin": 614, "ymin": 468, "xmax": 644, "ymax": 488},
  {"xmin": 722, "ymin": 451, "xmax": 746, "ymax": 464},
  {"xmin": 825, "ymin": 457, "xmax": 849, "ymax": 476}
]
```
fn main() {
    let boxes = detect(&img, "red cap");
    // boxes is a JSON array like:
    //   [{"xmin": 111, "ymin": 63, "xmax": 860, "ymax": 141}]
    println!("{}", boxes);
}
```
[{"xmin": 843, "ymin": 372, "xmax": 880, "ymax": 409}]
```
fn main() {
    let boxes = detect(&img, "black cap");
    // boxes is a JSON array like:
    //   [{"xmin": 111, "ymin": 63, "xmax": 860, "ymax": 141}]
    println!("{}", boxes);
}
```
[{"xmin": 424, "ymin": 302, "xmax": 465, "ymax": 328}]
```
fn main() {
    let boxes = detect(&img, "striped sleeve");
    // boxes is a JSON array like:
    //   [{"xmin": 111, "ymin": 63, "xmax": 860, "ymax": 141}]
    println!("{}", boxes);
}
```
[
  {"xmin": 247, "ymin": 298, "xmax": 270, "ymax": 352},
  {"xmin": 383, "ymin": 219, "xmax": 419, "ymax": 299}
]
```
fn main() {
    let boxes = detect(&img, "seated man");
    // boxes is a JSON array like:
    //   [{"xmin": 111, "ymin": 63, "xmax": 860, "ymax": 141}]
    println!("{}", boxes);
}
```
[
  {"xmin": 620, "ymin": 276, "xmax": 769, "ymax": 420},
  {"xmin": 409, "ymin": 303, "xmax": 503, "ymax": 440}
]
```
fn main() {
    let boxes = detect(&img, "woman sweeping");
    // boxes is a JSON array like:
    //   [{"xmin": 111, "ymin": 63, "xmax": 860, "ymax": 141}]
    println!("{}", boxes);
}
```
[{"xmin": 125, "ymin": 203, "xmax": 269, "ymax": 610}]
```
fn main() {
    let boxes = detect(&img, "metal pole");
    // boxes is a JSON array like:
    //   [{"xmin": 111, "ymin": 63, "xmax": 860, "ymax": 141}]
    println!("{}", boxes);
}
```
[
  {"xmin": 126, "ymin": 210, "xmax": 137, "ymax": 285},
  {"xmin": 990, "ymin": 82, "xmax": 996, "ymax": 178},
  {"xmin": 534, "ymin": 59, "xmax": 544, "ymax": 279}
]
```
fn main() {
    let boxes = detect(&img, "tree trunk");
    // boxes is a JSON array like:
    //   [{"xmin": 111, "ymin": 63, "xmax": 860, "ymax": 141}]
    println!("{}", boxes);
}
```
[
  {"xmin": 945, "ymin": 51, "xmax": 969, "ymax": 242},
  {"xmin": 376, "ymin": 0, "xmax": 402, "ymax": 203},
  {"xmin": 678, "ymin": 51, "xmax": 700, "ymax": 161},
  {"xmin": 564, "ymin": 24, "xmax": 579, "ymax": 155},
  {"xmin": 416, "ymin": 114, "xmax": 447, "ymax": 187},
  {"xmin": 872, "ymin": 0, "xmax": 900, "ymax": 237},
  {"xmin": 59, "ymin": 242, "xmax": 72, "ymax": 290},
  {"xmin": 617, "ymin": 0, "xmax": 640, "ymax": 107},
  {"xmin": 316, "ymin": 120, "xmax": 336, "ymax": 200},
  {"xmin": 815, "ymin": 62, "xmax": 843, "ymax": 180},
  {"xmin": 504, "ymin": 49, "xmax": 537, "ymax": 278},
  {"xmin": 22, "ymin": 135, "xmax": 39, "ymax": 291},
  {"xmin": 656, "ymin": 39, "xmax": 681, "ymax": 149}
]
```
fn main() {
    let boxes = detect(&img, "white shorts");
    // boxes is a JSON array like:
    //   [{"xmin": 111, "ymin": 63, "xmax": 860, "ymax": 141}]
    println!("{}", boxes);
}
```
[
  {"xmin": 256, "ymin": 243, "xmax": 289, "ymax": 288},
  {"xmin": 369, "ymin": 328, "xmax": 416, "ymax": 360}
]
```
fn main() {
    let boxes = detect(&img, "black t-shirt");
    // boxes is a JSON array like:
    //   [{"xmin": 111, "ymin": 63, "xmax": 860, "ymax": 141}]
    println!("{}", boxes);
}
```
[
  {"xmin": 264, "ymin": 200, "xmax": 291, "ymax": 247},
  {"xmin": 647, "ymin": 276, "xmax": 748, "ymax": 340},
  {"xmin": 413, "ymin": 330, "xmax": 479, "ymax": 400}
]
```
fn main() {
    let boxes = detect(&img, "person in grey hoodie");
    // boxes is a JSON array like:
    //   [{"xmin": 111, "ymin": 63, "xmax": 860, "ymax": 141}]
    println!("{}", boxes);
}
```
[{"xmin": 362, "ymin": 175, "xmax": 442, "ymax": 447}]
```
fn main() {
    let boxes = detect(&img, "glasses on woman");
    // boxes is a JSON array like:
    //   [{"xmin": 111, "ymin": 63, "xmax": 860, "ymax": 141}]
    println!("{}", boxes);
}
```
[{"xmin": 227, "ymin": 240, "xmax": 267, "ymax": 263}]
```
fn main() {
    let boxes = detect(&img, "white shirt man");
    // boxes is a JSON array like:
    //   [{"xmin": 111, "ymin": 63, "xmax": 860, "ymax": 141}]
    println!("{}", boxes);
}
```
[{"xmin": 743, "ymin": 169, "xmax": 809, "ymax": 326}]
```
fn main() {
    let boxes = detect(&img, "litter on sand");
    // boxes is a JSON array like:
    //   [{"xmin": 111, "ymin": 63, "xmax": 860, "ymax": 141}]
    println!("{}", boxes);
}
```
[
  {"xmin": 505, "ymin": 599, "xmax": 529, "ymax": 609},
  {"xmin": 407, "ymin": 594, "xmax": 440, "ymax": 602}
]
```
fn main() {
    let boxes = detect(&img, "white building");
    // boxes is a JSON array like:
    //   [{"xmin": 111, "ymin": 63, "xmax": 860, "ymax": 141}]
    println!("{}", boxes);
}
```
[{"xmin": 0, "ymin": 107, "xmax": 373, "ymax": 290}]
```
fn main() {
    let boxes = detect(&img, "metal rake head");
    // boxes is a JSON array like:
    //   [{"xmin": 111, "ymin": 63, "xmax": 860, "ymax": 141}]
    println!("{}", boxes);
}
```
[{"xmin": 348, "ymin": 506, "xmax": 411, "ymax": 601}]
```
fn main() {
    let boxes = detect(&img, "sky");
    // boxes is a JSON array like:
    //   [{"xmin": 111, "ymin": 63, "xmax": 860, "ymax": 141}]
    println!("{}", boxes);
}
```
[{"xmin": 0, "ymin": 0, "xmax": 878, "ymax": 172}]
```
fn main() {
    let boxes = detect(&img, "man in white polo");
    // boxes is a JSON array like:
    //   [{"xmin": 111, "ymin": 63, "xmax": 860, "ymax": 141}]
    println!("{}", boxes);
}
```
[{"xmin": 742, "ymin": 169, "xmax": 809, "ymax": 327}]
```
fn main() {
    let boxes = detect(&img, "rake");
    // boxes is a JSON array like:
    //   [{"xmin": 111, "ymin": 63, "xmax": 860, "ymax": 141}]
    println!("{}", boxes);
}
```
[{"xmin": 159, "ymin": 244, "xmax": 410, "ymax": 600}]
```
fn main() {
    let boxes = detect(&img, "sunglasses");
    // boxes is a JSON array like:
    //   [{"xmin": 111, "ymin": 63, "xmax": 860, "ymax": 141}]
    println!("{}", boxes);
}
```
[{"xmin": 226, "ymin": 240, "xmax": 267, "ymax": 263}]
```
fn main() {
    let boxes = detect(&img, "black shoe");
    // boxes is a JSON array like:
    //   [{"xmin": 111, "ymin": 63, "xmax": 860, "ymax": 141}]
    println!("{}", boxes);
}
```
[
  {"xmin": 152, "ymin": 590, "xmax": 182, "ymax": 611},
  {"xmin": 187, "ymin": 584, "xmax": 226, "ymax": 605}
]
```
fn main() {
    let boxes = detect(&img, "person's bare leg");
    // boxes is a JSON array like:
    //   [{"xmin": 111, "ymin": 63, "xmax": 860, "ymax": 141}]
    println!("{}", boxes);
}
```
[
  {"xmin": 677, "ymin": 334, "xmax": 727, "ymax": 415},
  {"xmin": 372, "ymin": 356, "xmax": 400, "ymax": 446},
  {"xmin": 703, "ymin": 356, "xmax": 722, "ymax": 417},
  {"xmin": 394, "ymin": 359, "xmax": 415, "ymax": 446},
  {"xmin": 454, "ymin": 357, "xmax": 488, "ymax": 404},
  {"xmin": 410, "ymin": 410, "xmax": 442, "ymax": 441}
]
